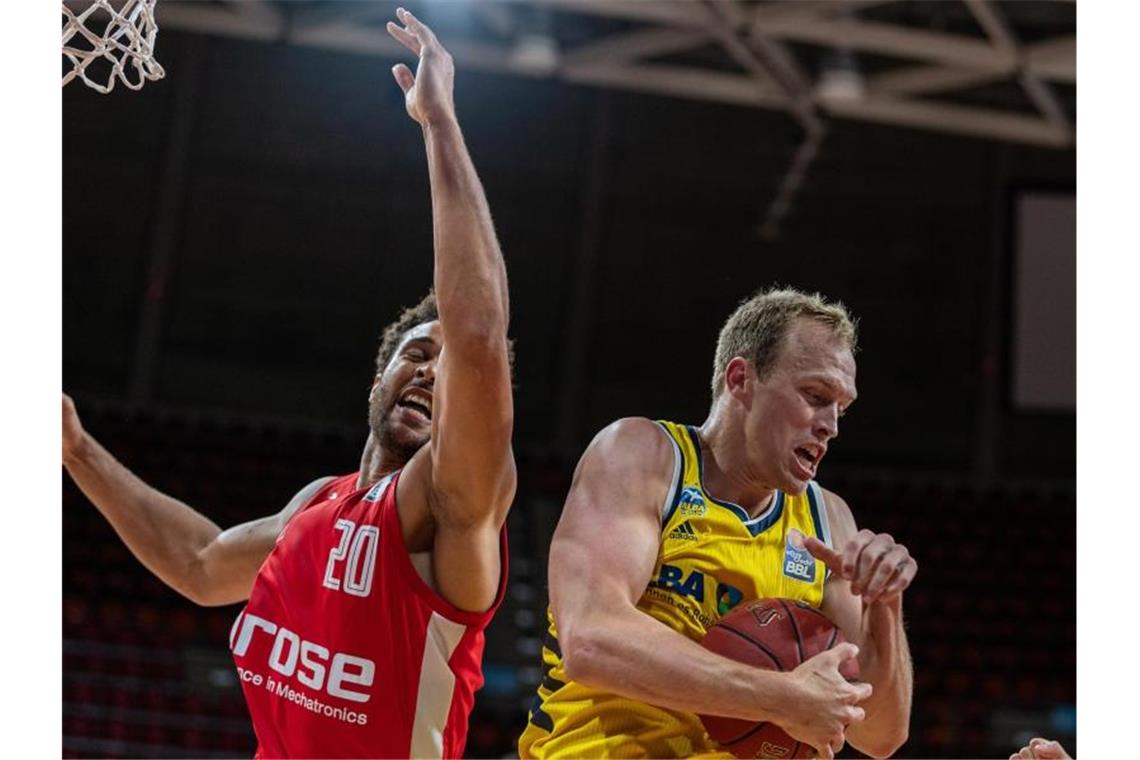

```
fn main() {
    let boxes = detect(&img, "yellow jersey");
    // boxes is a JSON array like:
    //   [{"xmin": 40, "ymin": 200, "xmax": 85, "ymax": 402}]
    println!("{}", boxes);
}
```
[{"xmin": 518, "ymin": 420, "xmax": 834, "ymax": 759}]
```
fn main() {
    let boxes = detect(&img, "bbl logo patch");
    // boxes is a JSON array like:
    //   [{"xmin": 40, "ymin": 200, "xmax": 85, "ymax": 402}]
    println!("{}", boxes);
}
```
[
  {"xmin": 677, "ymin": 486, "xmax": 707, "ymax": 517},
  {"xmin": 782, "ymin": 528, "xmax": 816, "ymax": 583}
]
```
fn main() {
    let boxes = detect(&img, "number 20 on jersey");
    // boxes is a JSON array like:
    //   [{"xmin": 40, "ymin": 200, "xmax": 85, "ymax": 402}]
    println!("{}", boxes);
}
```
[{"xmin": 322, "ymin": 519, "xmax": 379, "ymax": 597}]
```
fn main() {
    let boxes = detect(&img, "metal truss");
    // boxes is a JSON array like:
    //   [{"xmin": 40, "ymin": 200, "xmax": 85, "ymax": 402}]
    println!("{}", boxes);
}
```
[{"xmin": 151, "ymin": 0, "xmax": 1075, "ymax": 150}]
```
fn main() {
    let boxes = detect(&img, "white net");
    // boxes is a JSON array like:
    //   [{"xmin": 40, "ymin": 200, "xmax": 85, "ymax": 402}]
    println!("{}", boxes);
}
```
[{"xmin": 62, "ymin": 0, "xmax": 165, "ymax": 94}]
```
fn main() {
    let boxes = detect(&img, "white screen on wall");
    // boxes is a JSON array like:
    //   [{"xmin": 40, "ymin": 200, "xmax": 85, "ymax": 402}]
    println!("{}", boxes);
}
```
[{"xmin": 1012, "ymin": 192, "xmax": 1075, "ymax": 411}]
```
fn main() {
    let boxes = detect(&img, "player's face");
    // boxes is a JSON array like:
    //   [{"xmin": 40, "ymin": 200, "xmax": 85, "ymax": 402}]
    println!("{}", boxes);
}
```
[
  {"xmin": 744, "ymin": 319, "xmax": 857, "ymax": 494},
  {"xmin": 369, "ymin": 320, "xmax": 442, "ymax": 464}
]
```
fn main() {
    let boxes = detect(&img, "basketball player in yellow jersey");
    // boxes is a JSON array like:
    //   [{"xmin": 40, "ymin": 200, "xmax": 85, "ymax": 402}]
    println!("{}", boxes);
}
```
[{"xmin": 519, "ymin": 288, "xmax": 916, "ymax": 760}]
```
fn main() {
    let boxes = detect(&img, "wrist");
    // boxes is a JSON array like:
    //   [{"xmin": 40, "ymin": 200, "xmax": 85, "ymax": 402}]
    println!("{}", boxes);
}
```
[
  {"xmin": 422, "ymin": 114, "xmax": 461, "ymax": 138},
  {"xmin": 749, "ymin": 668, "xmax": 800, "ymax": 725},
  {"xmin": 63, "ymin": 432, "xmax": 91, "ymax": 469},
  {"xmin": 867, "ymin": 594, "xmax": 903, "ymax": 622}
]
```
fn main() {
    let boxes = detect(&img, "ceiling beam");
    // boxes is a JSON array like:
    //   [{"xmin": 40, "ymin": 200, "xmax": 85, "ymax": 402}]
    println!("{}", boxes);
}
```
[
  {"xmin": 964, "ymin": 1, "xmax": 1071, "ymax": 135},
  {"xmin": 756, "ymin": 16, "xmax": 1013, "ymax": 71},
  {"xmin": 530, "ymin": 0, "xmax": 706, "ymax": 27},
  {"xmin": 562, "ymin": 62, "xmax": 785, "ymax": 109},
  {"xmin": 562, "ymin": 27, "xmax": 711, "ymax": 67},
  {"xmin": 535, "ymin": 1, "xmax": 1073, "ymax": 84},
  {"xmin": 157, "ymin": 2, "xmax": 281, "ymax": 41},
  {"xmin": 867, "ymin": 65, "xmax": 1004, "ymax": 97},
  {"xmin": 748, "ymin": 0, "xmax": 892, "ymax": 26},
  {"xmin": 820, "ymin": 94, "xmax": 1071, "ymax": 148},
  {"xmin": 153, "ymin": 1, "xmax": 1074, "ymax": 150},
  {"xmin": 1024, "ymin": 35, "xmax": 1076, "ymax": 83}
]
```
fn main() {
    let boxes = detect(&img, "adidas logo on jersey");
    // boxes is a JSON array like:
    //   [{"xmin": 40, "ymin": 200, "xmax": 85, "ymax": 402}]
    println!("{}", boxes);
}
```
[{"xmin": 668, "ymin": 521, "xmax": 699, "ymax": 542}]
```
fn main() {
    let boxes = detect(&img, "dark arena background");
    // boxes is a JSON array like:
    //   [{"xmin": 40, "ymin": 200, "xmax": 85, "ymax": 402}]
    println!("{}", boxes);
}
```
[{"xmin": 62, "ymin": 1, "xmax": 1076, "ymax": 758}]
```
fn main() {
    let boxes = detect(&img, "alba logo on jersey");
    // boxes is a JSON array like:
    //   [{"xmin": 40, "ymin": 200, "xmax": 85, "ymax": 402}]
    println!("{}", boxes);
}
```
[
  {"xmin": 231, "ymin": 611, "xmax": 375, "ymax": 703},
  {"xmin": 652, "ymin": 563, "xmax": 744, "ymax": 615},
  {"xmin": 677, "ymin": 487, "xmax": 708, "ymax": 517}
]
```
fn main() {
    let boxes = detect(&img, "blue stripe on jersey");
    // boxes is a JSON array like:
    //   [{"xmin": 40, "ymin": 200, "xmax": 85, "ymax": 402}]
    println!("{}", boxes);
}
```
[
  {"xmin": 806, "ymin": 483, "xmax": 825, "ymax": 539},
  {"xmin": 746, "ymin": 490, "xmax": 785, "ymax": 537},
  {"xmin": 685, "ymin": 425, "xmax": 785, "ymax": 536}
]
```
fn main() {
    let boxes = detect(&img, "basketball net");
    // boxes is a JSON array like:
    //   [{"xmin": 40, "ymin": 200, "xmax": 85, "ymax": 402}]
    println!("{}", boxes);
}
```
[{"xmin": 62, "ymin": 0, "xmax": 165, "ymax": 93}]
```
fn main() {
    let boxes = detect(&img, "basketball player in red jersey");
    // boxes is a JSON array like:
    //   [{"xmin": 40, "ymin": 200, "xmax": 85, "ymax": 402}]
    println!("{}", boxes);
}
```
[{"xmin": 62, "ymin": 9, "xmax": 513, "ymax": 757}]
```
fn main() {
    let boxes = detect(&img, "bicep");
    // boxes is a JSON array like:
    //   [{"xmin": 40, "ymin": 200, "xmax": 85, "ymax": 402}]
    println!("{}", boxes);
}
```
[
  {"xmin": 195, "ymin": 476, "xmax": 333, "ymax": 606},
  {"xmin": 429, "ymin": 341, "xmax": 515, "ymax": 522},
  {"xmin": 549, "ymin": 421, "xmax": 672, "ymax": 638}
]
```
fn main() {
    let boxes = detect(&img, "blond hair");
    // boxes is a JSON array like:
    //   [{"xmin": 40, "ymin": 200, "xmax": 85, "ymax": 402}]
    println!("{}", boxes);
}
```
[{"xmin": 711, "ymin": 286, "xmax": 857, "ymax": 399}]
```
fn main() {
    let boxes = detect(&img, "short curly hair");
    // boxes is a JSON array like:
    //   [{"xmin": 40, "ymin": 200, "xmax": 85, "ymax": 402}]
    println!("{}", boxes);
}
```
[
  {"xmin": 711, "ymin": 286, "xmax": 858, "ymax": 400},
  {"xmin": 374, "ymin": 292, "xmax": 439, "ymax": 375},
  {"xmin": 373, "ymin": 291, "xmax": 516, "ymax": 377}
]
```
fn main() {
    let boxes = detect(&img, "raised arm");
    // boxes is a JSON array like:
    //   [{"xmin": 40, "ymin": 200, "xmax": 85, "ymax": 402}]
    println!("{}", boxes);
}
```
[
  {"xmin": 807, "ymin": 490, "xmax": 917, "ymax": 758},
  {"xmin": 387, "ymin": 8, "xmax": 515, "ymax": 613},
  {"xmin": 63, "ymin": 394, "xmax": 330, "ymax": 607},
  {"xmin": 550, "ymin": 417, "xmax": 872, "ymax": 760}
]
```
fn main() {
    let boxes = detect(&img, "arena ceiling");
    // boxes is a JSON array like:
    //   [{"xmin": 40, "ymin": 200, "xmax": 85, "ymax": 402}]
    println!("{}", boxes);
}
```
[{"xmin": 153, "ymin": 0, "xmax": 1076, "ymax": 150}]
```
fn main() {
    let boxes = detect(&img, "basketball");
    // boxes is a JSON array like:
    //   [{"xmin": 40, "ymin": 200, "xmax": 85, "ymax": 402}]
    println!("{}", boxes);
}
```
[{"xmin": 698, "ymin": 598, "xmax": 859, "ymax": 759}]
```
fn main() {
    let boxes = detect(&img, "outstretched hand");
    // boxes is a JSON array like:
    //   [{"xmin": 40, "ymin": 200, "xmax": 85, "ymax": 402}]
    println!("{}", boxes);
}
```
[
  {"xmin": 805, "ymin": 530, "xmax": 917, "ymax": 606},
  {"xmin": 386, "ymin": 7, "xmax": 456, "ymax": 128}
]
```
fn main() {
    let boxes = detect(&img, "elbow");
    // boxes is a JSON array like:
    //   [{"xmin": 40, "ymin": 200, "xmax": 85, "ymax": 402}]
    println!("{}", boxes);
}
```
[
  {"xmin": 560, "ymin": 627, "xmax": 608, "ymax": 687},
  {"xmin": 858, "ymin": 729, "xmax": 909, "ymax": 759},
  {"xmin": 179, "ymin": 556, "xmax": 225, "ymax": 607},
  {"xmin": 559, "ymin": 630, "xmax": 590, "ymax": 683},
  {"xmin": 179, "ymin": 573, "xmax": 214, "ymax": 607}
]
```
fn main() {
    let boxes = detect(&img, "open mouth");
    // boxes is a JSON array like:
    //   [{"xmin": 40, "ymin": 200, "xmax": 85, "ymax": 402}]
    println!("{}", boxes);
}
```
[
  {"xmin": 396, "ymin": 388, "xmax": 433, "ymax": 421},
  {"xmin": 793, "ymin": 444, "xmax": 823, "ymax": 475}
]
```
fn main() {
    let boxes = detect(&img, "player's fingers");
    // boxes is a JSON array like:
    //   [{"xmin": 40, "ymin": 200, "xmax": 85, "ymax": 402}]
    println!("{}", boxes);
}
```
[
  {"xmin": 1031, "ymin": 738, "xmax": 1069, "ymax": 759},
  {"xmin": 878, "ymin": 557, "xmax": 917, "ymax": 600},
  {"xmin": 841, "ymin": 530, "xmax": 875, "ymax": 586},
  {"xmin": 815, "ymin": 741, "xmax": 835, "ymax": 760},
  {"xmin": 803, "ymin": 536, "xmax": 844, "ymax": 575},
  {"xmin": 396, "ymin": 7, "xmax": 437, "ymax": 45},
  {"xmin": 848, "ymin": 680, "xmax": 873, "ymax": 702},
  {"xmin": 390, "ymin": 63, "xmax": 415, "ymax": 94},
  {"xmin": 850, "ymin": 531, "xmax": 886, "ymax": 594},
  {"xmin": 822, "ymin": 641, "xmax": 860, "ymax": 667},
  {"xmin": 863, "ymin": 545, "xmax": 909, "ymax": 601},
  {"xmin": 385, "ymin": 21, "xmax": 421, "ymax": 55},
  {"xmin": 844, "ymin": 705, "xmax": 866, "ymax": 725}
]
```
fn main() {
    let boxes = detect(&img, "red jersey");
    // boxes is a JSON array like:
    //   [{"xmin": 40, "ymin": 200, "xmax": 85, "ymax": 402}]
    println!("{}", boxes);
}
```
[{"xmin": 230, "ymin": 470, "xmax": 507, "ymax": 758}]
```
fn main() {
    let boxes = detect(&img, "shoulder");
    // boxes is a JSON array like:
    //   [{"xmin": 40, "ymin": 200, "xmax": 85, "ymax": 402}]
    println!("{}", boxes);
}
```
[
  {"xmin": 819, "ymin": 485, "xmax": 858, "ymax": 543},
  {"xmin": 580, "ymin": 417, "xmax": 675, "ymax": 473},
  {"xmin": 278, "ymin": 475, "xmax": 339, "ymax": 520},
  {"xmin": 561, "ymin": 417, "xmax": 678, "ymax": 521}
]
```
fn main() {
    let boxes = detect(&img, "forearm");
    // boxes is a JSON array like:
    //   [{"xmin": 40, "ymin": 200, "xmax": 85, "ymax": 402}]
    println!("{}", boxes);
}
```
[
  {"xmin": 64, "ymin": 431, "xmax": 221, "ymax": 603},
  {"xmin": 562, "ymin": 606, "xmax": 797, "ymax": 725},
  {"xmin": 847, "ymin": 599, "xmax": 913, "ymax": 757},
  {"xmin": 422, "ymin": 119, "xmax": 509, "ymax": 342}
]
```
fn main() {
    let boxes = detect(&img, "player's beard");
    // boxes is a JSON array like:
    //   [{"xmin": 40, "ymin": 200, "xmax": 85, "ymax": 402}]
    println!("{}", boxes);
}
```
[{"xmin": 368, "ymin": 391, "xmax": 429, "ymax": 466}]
